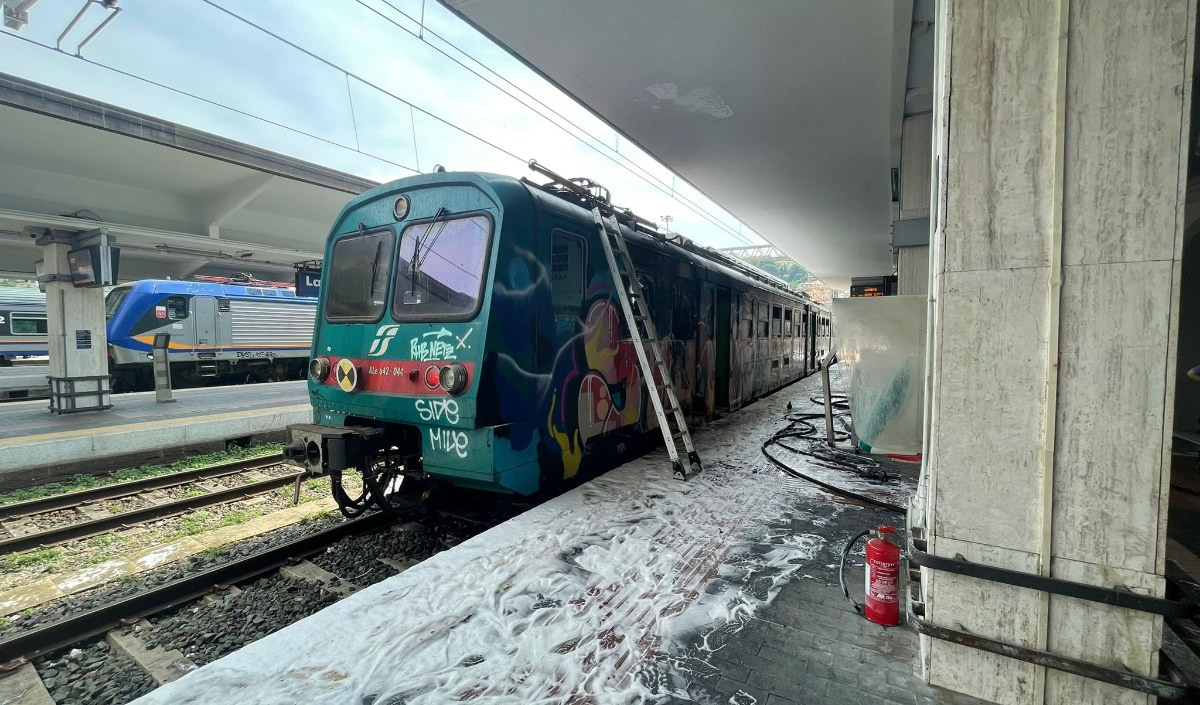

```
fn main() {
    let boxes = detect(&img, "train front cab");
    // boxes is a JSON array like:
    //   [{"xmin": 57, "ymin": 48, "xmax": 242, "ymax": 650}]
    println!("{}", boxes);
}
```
[{"xmin": 284, "ymin": 174, "xmax": 547, "ymax": 497}]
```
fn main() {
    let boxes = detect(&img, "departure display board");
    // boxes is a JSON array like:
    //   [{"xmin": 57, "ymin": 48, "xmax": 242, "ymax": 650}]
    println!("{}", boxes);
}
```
[{"xmin": 850, "ymin": 285, "xmax": 886, "ymax": 297}]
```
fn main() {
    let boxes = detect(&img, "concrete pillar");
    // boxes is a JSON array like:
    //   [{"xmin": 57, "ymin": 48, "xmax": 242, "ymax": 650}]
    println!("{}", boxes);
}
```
[
  {"xmin": 36, "ymin": 229, "xmax": 111, "ymax": 412},
  {"xmin": 919, "ymin": 1, "xmax": 1192, "ymax": 704},
  {"xmin": 897, "ymin": 245, "xmax": 929, "ymax": 296}
]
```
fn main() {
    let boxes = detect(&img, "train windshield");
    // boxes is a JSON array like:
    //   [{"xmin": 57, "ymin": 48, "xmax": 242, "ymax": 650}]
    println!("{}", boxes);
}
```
[
  {"xmin": 326, "ymin": 227, "xmax": 396, "ymax": 322},
  {"xmin": 393, "ymin": 214, "xmax": 490, "ymax": 319},
  {"xmin": 104, "ymin": 287, "xmax": 130, "ymax": 317}
]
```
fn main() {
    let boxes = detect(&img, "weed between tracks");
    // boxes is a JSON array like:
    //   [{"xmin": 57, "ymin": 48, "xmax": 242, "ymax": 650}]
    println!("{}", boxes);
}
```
[
  {"xmin": 166, "ymin": 508, "xmax": 267, "ymax": 540},
  {"xmin": 0, "ymin": 547, "xmax": 63, "ymax": 571},
  {"xmin": 0, "ymin": 486, "xmax": 325, "ymax": 593},
  {"xmin": 0, "ymin": 443, "xmax": 284, "ymax": 506}
]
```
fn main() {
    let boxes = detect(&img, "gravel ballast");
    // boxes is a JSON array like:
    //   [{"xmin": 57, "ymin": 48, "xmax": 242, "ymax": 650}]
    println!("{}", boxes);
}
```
[
  {"xmin": 141, "ymin": 576, "xmax": 338, "ymax": 666},
  {"xmin": 35, "ymin": 638, "xmax": 156, "ymax": 705}
]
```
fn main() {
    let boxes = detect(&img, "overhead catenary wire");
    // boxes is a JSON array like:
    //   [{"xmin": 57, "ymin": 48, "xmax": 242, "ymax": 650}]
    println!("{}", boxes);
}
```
[
  {"xmin": 207, "ymin": 0, "xmax": 758, "ymax": 248},
  {"xmin": 0, "ymin": 30, "xmax": 423, "ymax": 177},
  {"xmin": 356, "ymin": 0, "xmax": 759, "ymax": 247},
  {"xmin": 3, "ymin": 1, "xmax": 764, "ymax": 249}
]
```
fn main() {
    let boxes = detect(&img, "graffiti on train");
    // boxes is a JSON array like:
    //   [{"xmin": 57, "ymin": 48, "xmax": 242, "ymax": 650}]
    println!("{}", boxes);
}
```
[
  {"xmin": 429, "ymin": 427, "xmax": 469, "ymax": 458},
  {"xmin": 415, "ymin": 398, "xmax": 461, "ymax": 425}
]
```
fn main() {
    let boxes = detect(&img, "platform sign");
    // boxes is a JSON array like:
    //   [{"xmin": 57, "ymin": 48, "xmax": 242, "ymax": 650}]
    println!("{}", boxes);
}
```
[
  {"xmin": 68, "ymin": 244, "xmax": 120, "ymax": 288},
  {"xmin": 850, "ymin": 285, "xmax": 886, "ymax": 298},
  {"xmin": 295, "ymin": 267, "xmax": 321, "ymax": 298}
]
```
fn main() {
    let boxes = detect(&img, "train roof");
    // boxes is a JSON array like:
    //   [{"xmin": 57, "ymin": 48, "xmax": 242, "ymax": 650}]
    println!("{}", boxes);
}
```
[
  {"xmin": 114, "ymin": 279, "xmax": 315, "ymax": 302},
  {"xmin": 347, "ymin": 170, "xmax": 813, "ymax": 305},
  {"xmin": 517, "ymin": 178, "xmax": 808, "ymax": 303},
  {"xmin": 0, "ymin": 286, "xmax": 46, "ymax": 308}
]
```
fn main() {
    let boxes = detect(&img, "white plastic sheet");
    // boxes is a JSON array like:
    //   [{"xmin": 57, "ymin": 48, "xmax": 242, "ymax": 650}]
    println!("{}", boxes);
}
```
[{"xmin": 832, "ymin": 295, "xmax": 926, "ymax": 455}]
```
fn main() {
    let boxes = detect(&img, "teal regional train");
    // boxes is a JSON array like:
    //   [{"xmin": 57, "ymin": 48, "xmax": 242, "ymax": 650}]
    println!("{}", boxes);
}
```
[{"xmin": 283, "ymin": 168, "xmax": 831, "ymax": 514}]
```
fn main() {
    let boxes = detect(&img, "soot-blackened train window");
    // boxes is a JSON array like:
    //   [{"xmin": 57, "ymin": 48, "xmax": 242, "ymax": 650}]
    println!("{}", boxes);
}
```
[
  {"xmin": 326, "ymin": 227, "xmax": 395, "ymax": 322},
  {"xmin": 394, "ymin": 215, "xmax": 491, "ymax": 320},
  {"xmin": 166, "ymin": 296, "xmax": 188, "ymax": 321},
  {"xmin": 551, "ymin": 231, "xmax": 585, "ymax": 317}
]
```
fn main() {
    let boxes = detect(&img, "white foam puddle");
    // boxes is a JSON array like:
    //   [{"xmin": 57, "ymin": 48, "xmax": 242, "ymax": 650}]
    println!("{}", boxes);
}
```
[{"xmin": 135, "ymin": 375, "xmax": 894, "ymax": 705}]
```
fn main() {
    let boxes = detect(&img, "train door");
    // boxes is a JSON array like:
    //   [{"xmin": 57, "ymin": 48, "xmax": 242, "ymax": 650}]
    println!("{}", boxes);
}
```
[
  {"xmin": 192, "ymin": 297, "xmax": 218, "ymax": 354},
  {"xmin": 714, "ymin": 287, "xmax": 731, "ymax": 412},
  {"xmin": 806, "ymin": 307, "xmax": 817, "ymax": 371},
  {"xmin": 697, "ymin": 283, "xmax": 716, "ymax": 419}
]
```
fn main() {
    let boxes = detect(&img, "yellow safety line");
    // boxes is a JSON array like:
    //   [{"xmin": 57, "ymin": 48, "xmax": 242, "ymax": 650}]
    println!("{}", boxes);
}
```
[{"xmin": 0, "ymin": 403, "xmax": 311, "ymax": 448}]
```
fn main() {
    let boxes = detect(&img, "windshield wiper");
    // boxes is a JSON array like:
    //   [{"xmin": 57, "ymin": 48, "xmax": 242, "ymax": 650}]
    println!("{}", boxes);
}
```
[
  {"xmin": 406, "ymin": 206, "xmax": 448, "ymax": 304},
  {"xmin": 356, "ymin": 223, "xmax": 384, "ymax": 303}
]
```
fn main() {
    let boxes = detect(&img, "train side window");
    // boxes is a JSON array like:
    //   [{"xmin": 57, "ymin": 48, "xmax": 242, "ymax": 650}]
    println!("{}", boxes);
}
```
[
  {"xmin": 10, "ymin": 313, "xmax": 47, "ymax": 335},
  {"xmin": 772, "ymin": 305, "xmax": 782, "ymax": 337},
  {"xmin": 217, "ymin": 298, "xmax": 231, "ymax": 312},
  {"xmin": 672, "ymin": 284, "xmax": 696, "ymax": 340},
  {"xmin": 759, "ymin": 302, "xmax": 769, "ymax": 338},
  {"xmin": 166, "ymin": 296, "xmax": 189, "ymax": 321},
  {"xmin": 550, "ymin": 231, "xmax": 586, "ymax": 317},
  {"xmin": 745, "ymin": 297, "xmax": 756, "ymax": 338},
  {"xmin": 616, "ymin": 273, "xmax": 654, "ymax": 339},
  {"xmin": 782, "ymin": 307, "xmax": 792, "ymax": 337}
]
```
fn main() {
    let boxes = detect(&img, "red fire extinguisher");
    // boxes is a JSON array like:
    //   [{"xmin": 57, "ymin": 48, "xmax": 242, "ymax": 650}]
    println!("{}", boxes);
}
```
[{"xmin": 864, "ymin": 526, "xmax": 900, "ymax": 626}]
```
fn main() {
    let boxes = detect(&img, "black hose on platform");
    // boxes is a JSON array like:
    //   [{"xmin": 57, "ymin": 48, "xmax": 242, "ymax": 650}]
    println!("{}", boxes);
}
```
[
  {"xmin": 838, "ymin": 529, "xmax": 872, "ymax": 616},
  {"xmin": 761, "ymin": 395, "xmax": 906, "ymax": 514}
]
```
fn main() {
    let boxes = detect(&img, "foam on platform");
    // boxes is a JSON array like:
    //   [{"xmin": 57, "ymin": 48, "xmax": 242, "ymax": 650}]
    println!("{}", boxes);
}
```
[{"xmin": 135, "ymin": 373, "xmax": 893, "ymax": 705}]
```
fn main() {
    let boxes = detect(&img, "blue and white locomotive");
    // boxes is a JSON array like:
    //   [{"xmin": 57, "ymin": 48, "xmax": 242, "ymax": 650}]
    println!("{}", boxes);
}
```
[{"xmin": 105, "ymin": 279, "xmax": 316, "ymax": 391}]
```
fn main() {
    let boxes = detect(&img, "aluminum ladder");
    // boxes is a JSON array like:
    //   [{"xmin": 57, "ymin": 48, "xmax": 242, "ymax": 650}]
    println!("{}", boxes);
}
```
[{"xmin": 590, "ymin": 205, "xmax": 701, "ymax": 480}]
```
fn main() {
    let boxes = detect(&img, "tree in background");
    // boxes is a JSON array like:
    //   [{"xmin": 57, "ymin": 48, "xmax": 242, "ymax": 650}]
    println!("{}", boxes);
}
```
[{"xmin": 735, "ymin": 257, "xmax": 835, "ymax": 304}]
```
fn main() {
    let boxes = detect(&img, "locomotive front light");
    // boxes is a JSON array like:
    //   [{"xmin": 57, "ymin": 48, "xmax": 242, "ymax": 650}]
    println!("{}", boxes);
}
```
[
  {"xmin": 309, "ymin": 357, "xmax": 331, "ymax": 382},
  {"xmin": 424, "ymin": 365, "xmax": 440, "ymax": 389},
  {"xmin": 393, "ymin": 195, "xmax": 410, "ymax": 220},
  {"xmin": 439, "ymin": 363, "xmax": 468, "ymax": 395}
]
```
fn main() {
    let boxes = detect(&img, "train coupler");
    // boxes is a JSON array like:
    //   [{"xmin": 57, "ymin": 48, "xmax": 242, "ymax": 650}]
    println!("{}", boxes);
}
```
[{"xmin": 283, "ymin": 424, "xmax": 385, "ymax": 476}]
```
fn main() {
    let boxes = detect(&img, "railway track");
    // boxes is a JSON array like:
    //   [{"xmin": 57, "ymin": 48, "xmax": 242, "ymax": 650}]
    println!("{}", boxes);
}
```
[
  {"xmin": 0, "ymin": 494, "xmax": 516, "ymax": 705},
  {"xmin": 0, "ymin": 511, "xmax": 395, "ymax": 664},
  {"xmin": 0, "ymin": 455, "xmax": 300, "ymax": 554}
]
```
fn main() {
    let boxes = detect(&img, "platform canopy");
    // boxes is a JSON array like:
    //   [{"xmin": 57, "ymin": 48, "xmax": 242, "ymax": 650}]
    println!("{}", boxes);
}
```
[
  {"xmin": 0, "ymin": 73, "xmax": 376, "ymax": 283},
  {"xmin": 443, "ymin": 0, "xmax": 931, "ymax": 289}
]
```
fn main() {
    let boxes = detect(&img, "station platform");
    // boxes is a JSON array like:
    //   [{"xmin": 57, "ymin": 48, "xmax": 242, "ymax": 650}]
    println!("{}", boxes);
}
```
[
  {"xmin": 0, "ymin": 364, "xmax": 49, "ymax": 400},
  {"xmin": 0, "ymin": 381, "xmax": 309, "ymax": 482},
  {"xmin": 133, "ymin": 374, "xmax": 985, "ymax": 705}
]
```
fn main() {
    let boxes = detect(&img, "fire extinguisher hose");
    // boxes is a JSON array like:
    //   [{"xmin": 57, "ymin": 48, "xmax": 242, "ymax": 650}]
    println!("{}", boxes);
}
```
[{"xmin": 838, "ymin": 529, "xmax": 872, "ymax": 616}]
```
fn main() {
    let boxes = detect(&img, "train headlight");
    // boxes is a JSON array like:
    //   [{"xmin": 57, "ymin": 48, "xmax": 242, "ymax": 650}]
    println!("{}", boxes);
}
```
[
  {"xmin": 439, "ymin": 363, "xmax": 468, "ymax": 395},
  {"xmin": 309, "ymin": 357, "xmax": 330, "ymax": 382},
  {"xmin": 393, "ymin": 195, "xmax": 410, "ymax": 220}
]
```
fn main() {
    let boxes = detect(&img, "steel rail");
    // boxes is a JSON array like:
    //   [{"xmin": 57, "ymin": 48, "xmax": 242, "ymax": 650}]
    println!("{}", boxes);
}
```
[
  {"xmin": 0, "ymin": 455, "xmax": 287, "ymax": 520},
  {"xmin": 0, "ymin": 512, "xmax": 395, "ymax": 664},
  {"xmin": 0, "ymin": 470, "xmax": 304, "ymax": 554}
]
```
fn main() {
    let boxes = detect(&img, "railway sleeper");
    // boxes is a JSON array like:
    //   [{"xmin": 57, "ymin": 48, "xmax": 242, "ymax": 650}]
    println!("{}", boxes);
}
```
[{"xmin": 107, "ymin": 620, "xmax": 197, "ymax": 686}]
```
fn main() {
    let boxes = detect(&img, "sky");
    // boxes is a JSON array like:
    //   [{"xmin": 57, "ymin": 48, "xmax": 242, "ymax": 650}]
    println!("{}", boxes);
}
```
[{"xmin": 1, "ymin": 0, "xmax": 769, "ymax": 250}]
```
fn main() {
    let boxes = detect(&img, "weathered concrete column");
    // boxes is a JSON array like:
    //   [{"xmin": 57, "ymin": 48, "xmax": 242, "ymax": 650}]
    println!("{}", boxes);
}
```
[
  {"xmin": 36, "ymin": 229, "xmax": 112, "ymax": 413},
  {"xmin": 919, "ymin": 1, "xmax": 1193, "ymax": 704}
]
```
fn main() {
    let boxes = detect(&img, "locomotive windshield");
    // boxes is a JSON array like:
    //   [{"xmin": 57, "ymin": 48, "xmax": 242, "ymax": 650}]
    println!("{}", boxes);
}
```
[
  {"xmin": 393, "ymin": 214, "xmax": 490, "ymax": 319},
  {"xmin": 325, "ymin": 227, "xmax": 395, "ymax": 321},
  {"xmin": 104, "ymin": 286, "xmax": 130, "ymax": 317}
]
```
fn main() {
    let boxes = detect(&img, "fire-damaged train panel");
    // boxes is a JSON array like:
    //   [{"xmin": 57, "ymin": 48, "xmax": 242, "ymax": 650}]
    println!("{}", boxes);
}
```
[{"xmin": 284, "ymin": 170, "xmax": 829, "ymax": 511}]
